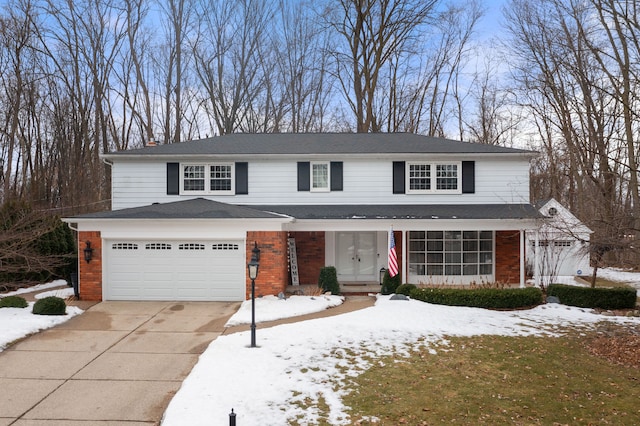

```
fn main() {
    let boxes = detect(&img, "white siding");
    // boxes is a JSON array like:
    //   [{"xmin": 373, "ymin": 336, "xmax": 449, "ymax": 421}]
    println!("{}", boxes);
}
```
[{"xmin": 111, "ymin": 157, "xmax": 531, "ymax": 210}]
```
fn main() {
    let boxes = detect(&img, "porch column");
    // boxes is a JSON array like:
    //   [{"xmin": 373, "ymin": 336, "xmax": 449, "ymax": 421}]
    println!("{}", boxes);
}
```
[
  {"xmin": 534, "ymin": 230, "xmax": 540, "ymax": 287},
  {"xmin": 402, "ymin": 230, "xmax": 407, "ymax": 283},
  {"xmin": 520, "ymin": 230, "xmax": 525, "ymax": 288}
]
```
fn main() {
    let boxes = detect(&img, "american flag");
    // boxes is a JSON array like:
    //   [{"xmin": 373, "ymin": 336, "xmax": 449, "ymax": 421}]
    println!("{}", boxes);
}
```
[{"xmin": 388, "ymin": 229, "xmax": 398, "ymax": 277}]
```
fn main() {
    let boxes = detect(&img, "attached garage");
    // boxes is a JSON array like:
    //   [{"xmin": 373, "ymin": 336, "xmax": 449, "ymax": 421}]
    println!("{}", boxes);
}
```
[
  {"xmin": 105, "ymin": 239, "xmax": 245, "ymax": 301},
  {"xmin": 64, "ymin": 198, "xmax": 293, "ymax": 302}
]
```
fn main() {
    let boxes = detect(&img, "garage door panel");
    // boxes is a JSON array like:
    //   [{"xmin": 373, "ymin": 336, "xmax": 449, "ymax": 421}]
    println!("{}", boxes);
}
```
[{"xmin": 105, "ymin": 240, "xmax": 245, "ymax": 301}]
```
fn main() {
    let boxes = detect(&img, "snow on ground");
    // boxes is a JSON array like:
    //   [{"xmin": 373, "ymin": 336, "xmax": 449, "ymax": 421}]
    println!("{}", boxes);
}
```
[
  {"xmin": 3, "ymin": 279, "xmax": 69, "ymax": 296},
  {"xmin": 225, "ymin": 294, "xmax": 344, "ymax": 327},
  {"xmin": 0, "ymin": 280, "xmax": 83, "ymax": 352},
  {"xmin": 34, "ymin": 286, "xmax": 76, "ymax": 299},
  {"xmin": 162, "ymin": 292, "xmax": 640, "ymax": 426}
]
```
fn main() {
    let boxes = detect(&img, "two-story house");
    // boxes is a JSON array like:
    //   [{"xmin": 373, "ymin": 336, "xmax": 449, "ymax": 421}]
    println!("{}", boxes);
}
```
[{"xmin": 64, "ymin": 133, "xmax": 541, "ymax": 301}]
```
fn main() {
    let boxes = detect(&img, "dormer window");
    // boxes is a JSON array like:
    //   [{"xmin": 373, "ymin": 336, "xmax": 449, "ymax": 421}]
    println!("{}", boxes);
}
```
[{"xmin": 181, "ymin": 163, "xmax": 234, "ymax": 195}]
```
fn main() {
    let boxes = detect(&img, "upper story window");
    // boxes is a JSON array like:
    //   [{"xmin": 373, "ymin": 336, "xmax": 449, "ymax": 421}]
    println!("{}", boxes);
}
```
[
  {"xmin": 407, "ymin": 162, "xmax": 461, "ymax": 194},
  {"xmin": 311, "ymin": 162, "xmax": 330, "ymax": 192},
  {"xmin": 181, "ymin": 163, "xmax": 234, "ymax": 195}
]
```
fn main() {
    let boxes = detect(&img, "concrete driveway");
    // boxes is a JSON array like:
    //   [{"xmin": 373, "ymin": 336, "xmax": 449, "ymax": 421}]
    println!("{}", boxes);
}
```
[{"xmin": 0, "ymin": 300, "xmax": 240, "ymax": 425}]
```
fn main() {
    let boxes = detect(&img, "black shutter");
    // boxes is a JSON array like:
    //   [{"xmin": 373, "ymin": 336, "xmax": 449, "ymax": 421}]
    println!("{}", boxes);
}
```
[
  {"xmin": 393, "ymin": 161, "xmax": 405, "ymax": 194},
  {"xmin": 297, "ymin": 162, "xmax": 310, "ymax": 191},
  {"xmin": 235, "ymin": 162, "xmax": 248, "ymax": 194},
  {"xmin": 167, "ymin": 162, "xmax": 180, "ymax": 195},
  {"xmin": 462, "ymin": 161, "xmax": 475, "ymax": 194},
  {"xmin": 330, "ymin": 161, "xmax": 343, "ymax": 191}
]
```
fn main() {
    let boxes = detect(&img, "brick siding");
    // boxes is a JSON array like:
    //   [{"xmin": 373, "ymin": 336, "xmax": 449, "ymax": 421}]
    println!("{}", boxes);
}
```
[
  {"xmin": 246, "ymin": 231, "xmax": 289, "ymax": 298},
  {"xmin": 78, "ymin": 231, "xmax": 103, "ymax": 301},
  {"xmin": 289, "ymin": 232, "xmax": 325, "ymax": 285},
  {"xmin": 495, "ymin": 230, "xmax": 521, "ymax": 285}
]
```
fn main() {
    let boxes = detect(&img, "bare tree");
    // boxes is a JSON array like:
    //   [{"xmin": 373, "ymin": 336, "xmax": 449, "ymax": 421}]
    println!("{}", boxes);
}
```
[{"xmin": 327, "ymin": 0, "xmax": 439, "ymax": 133}]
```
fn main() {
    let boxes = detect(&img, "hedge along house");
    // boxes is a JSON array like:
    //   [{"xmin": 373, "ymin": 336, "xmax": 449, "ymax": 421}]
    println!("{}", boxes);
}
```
[{"xmin": 63, "ymin": 133, "xmax": 542, "ymax": 301}]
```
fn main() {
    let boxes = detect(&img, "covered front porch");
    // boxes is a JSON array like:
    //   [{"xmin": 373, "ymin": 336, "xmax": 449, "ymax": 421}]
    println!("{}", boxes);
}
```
[{"xmin": 250, "ymin": 203, "xmax": 544, "ymax": 296}]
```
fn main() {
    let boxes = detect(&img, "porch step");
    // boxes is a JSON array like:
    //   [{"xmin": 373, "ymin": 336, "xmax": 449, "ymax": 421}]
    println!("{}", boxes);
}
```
[{"xmin": 286, "ymin": 284, "xmax": 382, "ymax": 296}]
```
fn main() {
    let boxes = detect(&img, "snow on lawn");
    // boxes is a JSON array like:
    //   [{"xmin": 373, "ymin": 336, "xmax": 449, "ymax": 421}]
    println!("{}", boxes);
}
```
[
  {"xmin": 0, "ymin": 280, "xmax": 83, "ymax": 352},
  {"xmin": 162, "ymin": 294, "xmax": 640, "ymax": 426},
  {"xmin": 225, "ymin": 294, "xmax": 344, "ymax": 327}
]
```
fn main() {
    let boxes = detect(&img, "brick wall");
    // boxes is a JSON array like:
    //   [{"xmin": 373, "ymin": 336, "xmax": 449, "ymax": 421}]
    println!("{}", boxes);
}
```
[
  {"xmin": 495, "ymin": 230, "xmax": 521, "ymax": 285},
  {"xmin": 290, "ymin": 231, "xmax": 325, "ymax": 285},
  {"xmin": 246, "ymin": 231, "xmax": 288, "ymax": 298},
  {"xmin": 78, "ymin": 231, "xmax": 103, "ymax": 301}
]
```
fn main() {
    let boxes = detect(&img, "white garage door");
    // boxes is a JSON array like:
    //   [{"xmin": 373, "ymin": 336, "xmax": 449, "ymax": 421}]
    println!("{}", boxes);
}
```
[{"xmin": 105, "ymin": 240, "xmax": 245, "ymax": 301}]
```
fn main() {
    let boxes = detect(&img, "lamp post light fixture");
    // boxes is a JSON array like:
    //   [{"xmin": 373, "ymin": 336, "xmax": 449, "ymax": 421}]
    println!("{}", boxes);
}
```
[
  {"xmin": 379, "ymin": 267, "xmax": 387, "ymax": 285},
  {"xmin": 247, "ymin": 242, "xmax": 260, "ymax": 348},
  {"xmin": 83, "ymin": 241, "xmax": 94, "ymax": 263}
]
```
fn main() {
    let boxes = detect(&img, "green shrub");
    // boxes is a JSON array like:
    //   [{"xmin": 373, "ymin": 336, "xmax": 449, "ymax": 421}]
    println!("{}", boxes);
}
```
[
  {"xmin": 0, "ymin": 295, "xmax": 28, "ymax": 308},
  {"xmin": 32, "ymin": 296, "xmax": 66, "ymax": 315},
  {"xmin": 395, "ymin": 283, "xmax": 417, "ymax": 296},
  {"xmin": 318, "ymin": 266, "xmax": 340, "ymax": 295},
  {"xmin": 381, "ymin": 270, "xmax": 402, "ymax": 295},
  {"xmin": 547, "ymin": 284, "xmax": 637, "ymax": 310},
  {"xmin": 411, "ymin": 287, "xmax": 543, "ymax": 309}
]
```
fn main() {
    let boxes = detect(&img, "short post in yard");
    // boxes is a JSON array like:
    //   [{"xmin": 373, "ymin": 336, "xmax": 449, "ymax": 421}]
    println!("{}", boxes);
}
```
[
  {"xmin": 229, "ymin": 408, "xmax": 236, "ymax": 426},
  {"xmin": 247, "ymin": 242, "xmax": 260, "ymax": 348}
]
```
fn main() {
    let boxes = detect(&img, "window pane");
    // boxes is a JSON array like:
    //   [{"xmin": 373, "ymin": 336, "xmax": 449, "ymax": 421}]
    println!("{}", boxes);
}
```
[
  {"xmin": 210, "ymin": 165, "xmax": 232, "ymax": 191},
  {"xmin": 410, "ymin": 231, "xmax": 425, "ymax": 239},
  {"xmin": 463, "ymin": 253, "xmax": 478, "ymax": 263},
  {"xmin": 427, "ymin": 265, "xmax": 443, "ymax": 275},
  {"xmin": 445, "ymin": 240, "xmax": 461, "ymax": 251},
  {"xmin": 436, "ymin": 164, "xmax": 458, "ymax": 190},
  {"xmin": 427, "ymin": 231, "xmax": 443, "ymax": 239},
  {"xmin": 445, "ymin": 252, "xmax": 461, "ymax": 263},
  {"xmin": 445, "ymin": 230, "xmax": 461, "ymax": 240},
  {"xmin": 409, "ymin": 164, "xmax": 431, "ymax": 190},
  {"xmin": 312, "ymin": 163, "xmax": 329, "ymax": 189},
  {"xmin": 463, "ymin": 231, "xmax": 477, "ymax": 240},
  {"xmin": 480, "ymin": 264, "xmax": 492, "ymax": 274},
  {"xmin": 184, "ymin": 165, "xmax": 205, "ymax": 191},
  {"xmin": 410, "ymin": 240, "xmax": 425, "ymax": 251},
  {"xmin": 427, "ymin": 253, "xmax": 443, "ymax": 263},
  {"xmin": 463, "ymin": 240, "xmax": 478, "ymax": 251},
  {"xmin": 446, "ymin": 265, "xmax": 461, "ymax": 275},
  {"xmin": 427, "ymin": 240, "xmax": 443, "ymax": 251},
  {"xmin": 463, "ymin": 265, "xmax": 478, "ymax": 275},
  {"xmin": 480, "ymin": 240, "xmax": 493, "ymax": 251}
]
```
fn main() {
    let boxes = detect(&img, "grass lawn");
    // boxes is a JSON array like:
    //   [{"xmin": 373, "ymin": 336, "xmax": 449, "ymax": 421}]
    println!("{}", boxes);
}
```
[{"xmin": 339, "ymin": 327, "xmax": 640, "ymax": 425}]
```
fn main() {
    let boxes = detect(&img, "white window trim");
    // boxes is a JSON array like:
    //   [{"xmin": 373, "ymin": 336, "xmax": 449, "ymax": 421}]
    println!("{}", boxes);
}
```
[
  {"xmin": 310, "ymin": 161, "xmax": 330, "ymax": 192},
  {"xmin": 406, "ymin": 161, "xmax": 462, "ymax": 194},
  {"xmin": 180, "ymin": 163, "xmax": 235, "ymax": 195}
]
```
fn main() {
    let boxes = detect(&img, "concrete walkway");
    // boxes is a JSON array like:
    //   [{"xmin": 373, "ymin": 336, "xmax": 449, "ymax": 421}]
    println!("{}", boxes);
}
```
[{"xmin": 0, "ymin": 295, "xmax": 375, "ymax": 425}]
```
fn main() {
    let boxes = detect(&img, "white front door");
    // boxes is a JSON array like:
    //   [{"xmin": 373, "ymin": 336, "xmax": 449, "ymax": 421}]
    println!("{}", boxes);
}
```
[{"xmin": 336, "ymin": 232, "xmax": 377, "ymax": 282}]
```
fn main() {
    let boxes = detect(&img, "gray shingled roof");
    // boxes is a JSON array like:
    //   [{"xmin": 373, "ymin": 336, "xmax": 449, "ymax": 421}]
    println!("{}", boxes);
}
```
[
  {"xmin": 103, "ymin": 133, "xmax": 535, "ymax": 157},
  {"xmin": 72, "ymin": 198, "xmax": 287, "ymax": 219},
  {"xmin": 71, "ymin": 199, "xmax": 541, "ymax": 220},
  {"xmin": 254, "ymin": 204, "xmax": 542, "ymax": 220}
]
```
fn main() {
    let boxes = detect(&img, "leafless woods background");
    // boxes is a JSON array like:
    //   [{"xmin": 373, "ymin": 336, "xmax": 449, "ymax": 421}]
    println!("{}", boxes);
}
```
[{"xmin": 0, "ymin": 0, "xmax": 638, "ymax": 268}]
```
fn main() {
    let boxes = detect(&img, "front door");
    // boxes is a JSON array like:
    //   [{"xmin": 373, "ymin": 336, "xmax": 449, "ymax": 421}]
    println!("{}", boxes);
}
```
[{"xmin": 336, "ymin": 232, "xmax": 377, "ymax": 282}]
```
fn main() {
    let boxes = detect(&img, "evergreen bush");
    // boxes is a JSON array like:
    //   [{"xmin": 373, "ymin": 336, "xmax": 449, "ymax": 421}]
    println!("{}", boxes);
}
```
[
  {"xmin": 318, "ymin": 266, "xmax": 340, "ymax": 295},
  {"xmin": 32, "ymin": 296, "xmax": 66, "ymax": 315},
  {"xmin": 411, "ymin": 287, "xmax": 543, "ymax": 309},
  {"xmin": 547, "ymin": 284, "xmax": 637, "ymax": 309},
  {"xmin": 381, "ymin": 270, "xmax": 402, "ymax": 295},
  {"xmin": 395, "ymin": 283, "xmax": 417, "ymax": 296},
  {"xmin": 0, "ymin": 295, "xmax": 28, "ymax": 308}
]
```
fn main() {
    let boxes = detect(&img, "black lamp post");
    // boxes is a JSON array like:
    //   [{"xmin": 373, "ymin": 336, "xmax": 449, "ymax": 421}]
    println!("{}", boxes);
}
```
[{"xmin": 247, "ymin": 242, "xmax": 260, "ymax": 348}]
